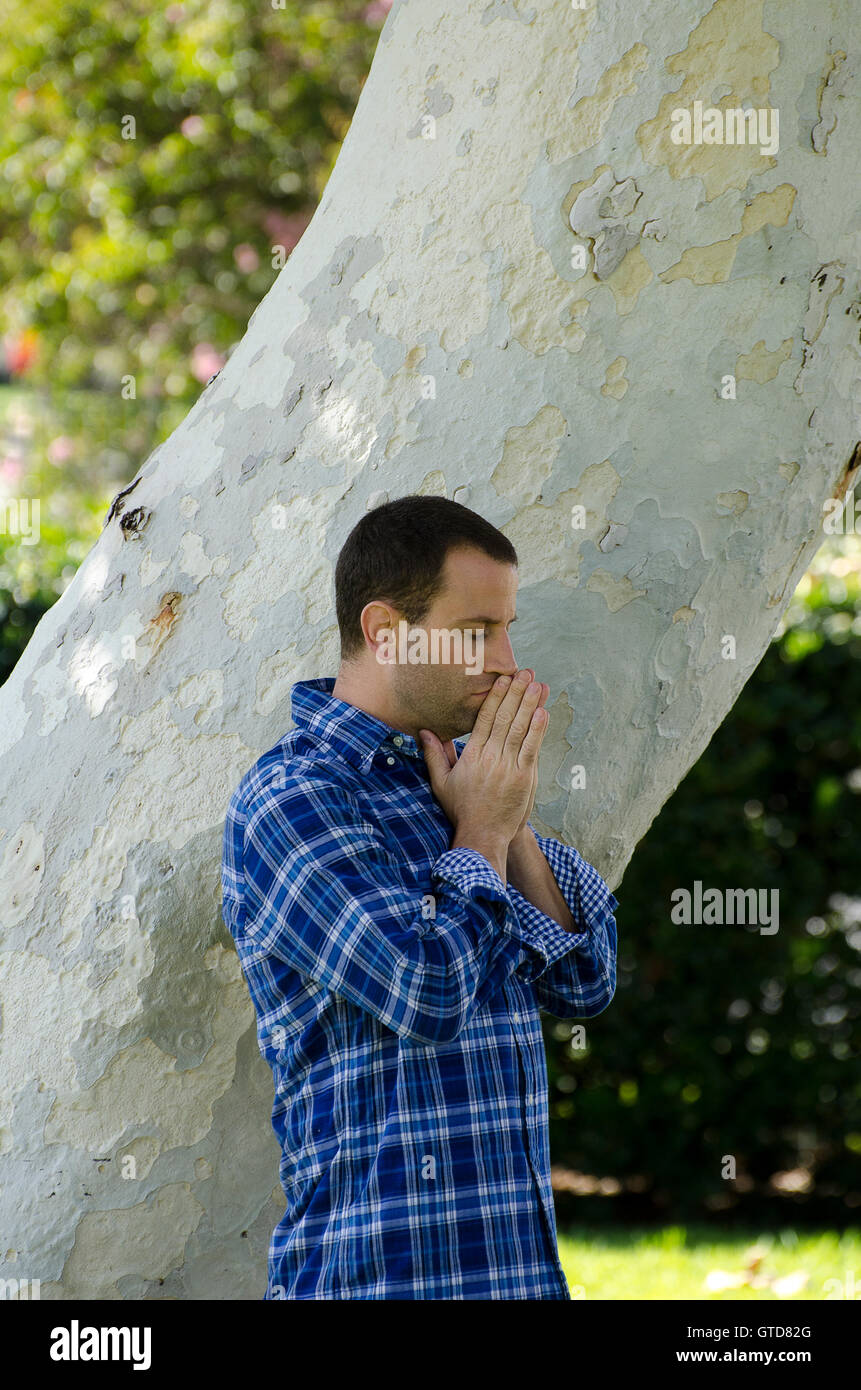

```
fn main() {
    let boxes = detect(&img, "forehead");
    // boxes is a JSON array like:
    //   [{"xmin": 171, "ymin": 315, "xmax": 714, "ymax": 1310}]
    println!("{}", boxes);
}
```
[{"xmin": 435, "ymin": 545, "xmax": 518, "ymax": 604}]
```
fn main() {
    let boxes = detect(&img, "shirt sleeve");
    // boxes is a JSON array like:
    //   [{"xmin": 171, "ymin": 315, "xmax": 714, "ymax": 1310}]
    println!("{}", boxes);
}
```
[
  {"xmin": 506, "ymin": 827, "xmax": 618, "ymax": 1019},
  {"xmin": 233, "ymin": 774, "xmax": 583, "ymax": 1046}
]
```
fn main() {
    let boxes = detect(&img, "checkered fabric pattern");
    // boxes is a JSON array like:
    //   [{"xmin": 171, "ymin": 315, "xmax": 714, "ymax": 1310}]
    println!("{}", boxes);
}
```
[{"xmin": 221, "ymin": 677, "xmax": 618, "ymax": 1299}]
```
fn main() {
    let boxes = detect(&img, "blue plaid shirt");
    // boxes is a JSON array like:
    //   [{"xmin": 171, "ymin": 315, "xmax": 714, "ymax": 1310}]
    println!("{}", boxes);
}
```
[{"xmin": 221, "ymin": 677, "xmax": 618, "ymax": 1300}]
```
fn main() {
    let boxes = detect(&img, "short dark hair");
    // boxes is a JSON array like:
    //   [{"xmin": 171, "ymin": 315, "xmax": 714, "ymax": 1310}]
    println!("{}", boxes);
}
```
[{"xmin": 334, "ymin": 494, "xmax": 518, "ymax": 661}]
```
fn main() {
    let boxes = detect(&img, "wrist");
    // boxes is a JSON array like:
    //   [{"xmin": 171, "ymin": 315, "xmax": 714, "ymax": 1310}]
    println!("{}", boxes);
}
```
[
  {"xmin": 451, "ymin": 825, "xmax": 510, "ymax": 878},
  {"xmin": 508, "ymin": 824, "xmax": 537, "ymax": 858}
]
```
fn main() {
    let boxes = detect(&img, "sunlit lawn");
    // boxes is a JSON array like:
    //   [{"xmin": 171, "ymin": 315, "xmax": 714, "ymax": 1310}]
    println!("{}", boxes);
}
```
[{"xmin": 557, "ymin": 1224, "xmax": 861, "ymax": 1299}]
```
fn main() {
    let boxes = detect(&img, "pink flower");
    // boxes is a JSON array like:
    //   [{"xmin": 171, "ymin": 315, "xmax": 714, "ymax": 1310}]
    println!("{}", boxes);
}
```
[
  {"xmin": 364, "ymin": 0, "xmax": 393, "ymax": 22},
  {"xmin": 3, "ymin": 330, "xmax": 38, "ymax": 375},
  {"xmin": 181, "ymin": 115, "xmax": 206, "ymax": 140},
  {"xmin": 47, "ymin": 436, "xmax": 75, "ymax": 465},
  {"xmin": 233, "ymin": 243, "xmax": 260, "ymax": 274},
  {"xmin": 191, "ymin": 343, "xmax": 226, "ymax": 384},
  {"xmin": 262, "ymin": 209, "xmax": 312, "ymax": 256},
  {"xmin": 0, "ymin": 455, "xmax": 24, "ymax": 483}
]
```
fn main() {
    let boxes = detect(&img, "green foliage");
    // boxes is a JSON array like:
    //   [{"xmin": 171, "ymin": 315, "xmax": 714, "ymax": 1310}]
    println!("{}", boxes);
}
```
[
  {"xmin": 0, "ymin": 0, "xmax": 387, "ymax": 622},
  {"xmin": 546, "ymin": 541, "xmax": 861, "ymax": 1224},
  {"xmin": 0, "ymin": 0, "xmax": 382, "ymax": 393}
]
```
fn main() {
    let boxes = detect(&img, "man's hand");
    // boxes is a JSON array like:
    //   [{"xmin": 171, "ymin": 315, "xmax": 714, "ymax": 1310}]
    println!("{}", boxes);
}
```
[
  {"xmin": 420, "ymin": 674, "xmax": 573, "ymax": 928},
  {"xmin": 511, "ymin": 677, "xmax": 548, "ymax": 839},
  {"xmin": 419, "ymin": 671, "xmax": 549, "ymax": 839},
  {"xmin": 419, "ymin": 670, "xmax": 549, "ymax": 878}
]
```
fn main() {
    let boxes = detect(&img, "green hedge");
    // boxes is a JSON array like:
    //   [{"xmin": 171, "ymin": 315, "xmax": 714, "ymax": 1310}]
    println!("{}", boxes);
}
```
[{"xmin": 546, "ymin": 552, "xmax": 861, "ymax": 1225}]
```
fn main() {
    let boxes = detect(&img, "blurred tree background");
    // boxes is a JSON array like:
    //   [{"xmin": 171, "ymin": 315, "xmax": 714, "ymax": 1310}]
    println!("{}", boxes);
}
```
[{"xmin": 1, "ymin": 0, "xmax": 858, "ymax": 1227}]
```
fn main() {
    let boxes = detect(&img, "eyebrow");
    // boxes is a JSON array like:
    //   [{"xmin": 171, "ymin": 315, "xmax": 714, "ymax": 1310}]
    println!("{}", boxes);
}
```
[{"xmin": 450, "ymin": 616, "xmax": 517, "ymax": 625}]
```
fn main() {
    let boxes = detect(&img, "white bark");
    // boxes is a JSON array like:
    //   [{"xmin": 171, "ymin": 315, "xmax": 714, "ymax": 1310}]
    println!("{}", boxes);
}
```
[{"xmin": 1, "ymin": 0, "xmax": 859, "ymax": 1298}]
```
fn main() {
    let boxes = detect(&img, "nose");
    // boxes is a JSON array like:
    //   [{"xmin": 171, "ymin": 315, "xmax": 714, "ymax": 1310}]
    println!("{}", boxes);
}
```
[{"xmin": 485, "ymin": 630, "xmax": 518, "ymax": 679}]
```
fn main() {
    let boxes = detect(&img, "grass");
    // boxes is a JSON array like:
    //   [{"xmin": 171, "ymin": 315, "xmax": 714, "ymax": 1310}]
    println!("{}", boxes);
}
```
[{"xmin": 556, "ymin": 1224, "xmax": 861, "ymax": 1299}]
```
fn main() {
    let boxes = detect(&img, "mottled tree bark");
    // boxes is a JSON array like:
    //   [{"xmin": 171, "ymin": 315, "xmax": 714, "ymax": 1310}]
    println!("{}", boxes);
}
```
[{"xmin": 1, "ymin": 0, "xmax": 859, "ymax": 1298}]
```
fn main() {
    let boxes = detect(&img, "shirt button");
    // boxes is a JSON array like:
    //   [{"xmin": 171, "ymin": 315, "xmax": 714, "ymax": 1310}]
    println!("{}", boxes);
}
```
[
  {"xmin": 386, "ymin": 755, "xmax": 396, "ymax": 765},
  {"xmin": 392, "ymin": 735, "xmax": 403, "ymax": 746},
  {"xmin": 512, "ymin": 1012, "xmax": 521, "ymax": 1023}
]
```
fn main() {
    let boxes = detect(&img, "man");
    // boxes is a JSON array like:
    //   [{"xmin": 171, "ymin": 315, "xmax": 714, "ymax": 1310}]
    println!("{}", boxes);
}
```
[{"xmin": 221, "ymin": 494, "xmax": 618, "ymax": 1299}]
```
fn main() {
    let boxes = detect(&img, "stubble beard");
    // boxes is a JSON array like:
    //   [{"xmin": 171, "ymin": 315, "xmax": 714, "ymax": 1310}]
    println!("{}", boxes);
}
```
[{"xmin": 392, "ymin": 666, "xmax": 477, "ymax": 743}]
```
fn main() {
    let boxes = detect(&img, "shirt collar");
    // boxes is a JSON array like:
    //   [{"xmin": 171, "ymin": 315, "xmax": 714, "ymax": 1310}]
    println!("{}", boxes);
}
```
[{"xmin": 288, "ymin": 677, "xmax": 469, "ymax": 776}]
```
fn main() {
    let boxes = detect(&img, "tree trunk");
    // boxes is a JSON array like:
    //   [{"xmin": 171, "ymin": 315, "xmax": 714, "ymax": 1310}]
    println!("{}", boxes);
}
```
[{"xmin": 1, "ymin": 0, "xmax": 859, "ymax": 1299}]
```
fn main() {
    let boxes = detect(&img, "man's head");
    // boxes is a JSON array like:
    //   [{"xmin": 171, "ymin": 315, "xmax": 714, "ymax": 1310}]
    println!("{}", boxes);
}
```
[{"xmin": 333, "ymin": 495, "xmax": 520, "ymax": 742}]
